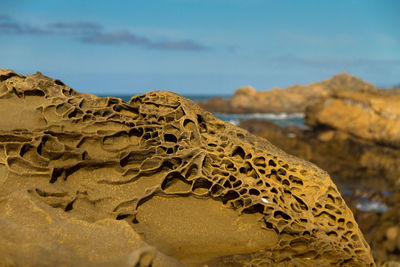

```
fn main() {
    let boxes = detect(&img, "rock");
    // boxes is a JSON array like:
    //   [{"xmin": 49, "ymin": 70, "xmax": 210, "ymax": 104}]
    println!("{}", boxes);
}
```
[
  {"xmin": 306, "ymin": 89, "xmax": 400, "ymax": 149},
  {"xmin": 237, "ymin": 117, "xmax": 400, "ymax": 264},
  {"xmin": 234, "ymin": 84, "xmax": 400, "ymax": 264},
  {"xmin": 230, "ymin": 86, "xmax": 259, "ymax": 110},
  {"xmin": 239, "ymin": 118, "xmax": 400, "ymax": 189},
  {"xmin": 304, "ymin": 86, "xmax": 400, "ymax": 189},
  {"xmin": 381, "ymin": 261, "xmax": 400, "ymax": 267},
  {"xmin": 0, "ymin": 69, "xmax": 375, "ymax": 266},
  {"xmin": 199, "ymin": 73, "xmax": 376, "ymax": 114},
  {"xmin": 343, "ymin": 192, "xmax": 400, "ymax": 265},
  {"xmin": 0, "ymin": 190, "xmax": 179, "ymax": 267},
  {"xmin": 196, "ymin": 96, "xmax": 232, "ymax": 113},
  {"xmin": 385, "ymin": 227, "xmax": 399, "ymax": 252},
  {"xmin": 317, "ymin": 130, "xmax": 335, "ymax": 142}
]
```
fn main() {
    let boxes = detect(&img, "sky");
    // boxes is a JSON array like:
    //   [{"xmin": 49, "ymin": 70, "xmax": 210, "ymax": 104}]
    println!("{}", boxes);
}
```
[{"xmin": 0, "ymin": 0, "xmax": 399, "ymax": 95}]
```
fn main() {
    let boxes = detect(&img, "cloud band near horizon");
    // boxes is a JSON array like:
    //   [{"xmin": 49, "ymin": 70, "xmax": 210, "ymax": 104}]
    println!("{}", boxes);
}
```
[{"xmin": 0, "ymin": 15, "xmax": 209, "ymax": 51}]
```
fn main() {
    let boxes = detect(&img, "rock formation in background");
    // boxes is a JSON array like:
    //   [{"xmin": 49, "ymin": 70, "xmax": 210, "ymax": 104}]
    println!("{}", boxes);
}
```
[
  {"xmin": 0, "ymin": 69, "xmax": 374, "ymax": 266},
  {"xmin": 199, "ymin": 73, "xmax": 377, "ymax": 114},
  {"xmin": 306, "ymin": 88, "xmax": 400, "ymax": 149}
]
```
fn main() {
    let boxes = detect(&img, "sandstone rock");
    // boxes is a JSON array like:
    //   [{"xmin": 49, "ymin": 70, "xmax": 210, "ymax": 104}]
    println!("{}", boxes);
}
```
[
  {"xmin": 199, "ymin": 73, "xmax": 376, "ymax": 114},
  {"xmin": 0, "ymin": 69, "xmax": 374, "ymax": 266},
  {"xmin": 317, "ymin": 130, "xmax": 335, "ymax": 142},
  {"xmin": 306, "ymin": 89, "xmax": 400, "ymax": 149},
  {"xmin": 195, "ymin": 96, "xmax": 232, "ymax": 114},
  {"xmin": 381, "ymin": 261, "xmax": 400, "ymax": 267}
]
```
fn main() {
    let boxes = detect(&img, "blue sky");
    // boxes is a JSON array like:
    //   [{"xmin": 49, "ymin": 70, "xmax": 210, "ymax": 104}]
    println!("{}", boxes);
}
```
[{"xmin": 0, "ymin": 0, "xmax": 399, "ymax": 95}]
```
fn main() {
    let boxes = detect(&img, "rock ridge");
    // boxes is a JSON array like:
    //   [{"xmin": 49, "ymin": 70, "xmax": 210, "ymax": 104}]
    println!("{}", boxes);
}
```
[{"xmin": 199, "ymin": 73, "xmax": 377, "ymax": 114}]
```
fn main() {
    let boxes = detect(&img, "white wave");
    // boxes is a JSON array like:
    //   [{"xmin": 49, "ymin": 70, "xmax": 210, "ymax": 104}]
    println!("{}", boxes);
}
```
[
  {"xmin": 214, "ymin": 112, "xmax": 306, "ymax": 128},
  {"xmin": 356, "ymin": 201, "xmax": 389, "ymax": 213},
  {"xmin": 215, "ymin": 112, "xmax": 305, "ymax": 120},
  {"xmin": 227, "ymin": 119, "xmax": 239, "ymax": 125}
]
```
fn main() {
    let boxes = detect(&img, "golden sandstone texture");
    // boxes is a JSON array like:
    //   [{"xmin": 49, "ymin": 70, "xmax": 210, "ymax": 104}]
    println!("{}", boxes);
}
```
[{"xmin": 0, "ymin": 69, "xmax": 374, "ymax": 266}]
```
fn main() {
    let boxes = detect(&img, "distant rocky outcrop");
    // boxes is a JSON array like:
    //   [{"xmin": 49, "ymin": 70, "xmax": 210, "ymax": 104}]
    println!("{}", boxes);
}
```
[
  {"xmin": 199, "ymin": 73, "xmax": 377, "ymax": 114},
  {"xmin": 306, "ymin": 88, "xmax": 400, "ymax": 149},
  {"xmin": 0, "ymin": 69, "xmax": 374, "ymax": 266}
]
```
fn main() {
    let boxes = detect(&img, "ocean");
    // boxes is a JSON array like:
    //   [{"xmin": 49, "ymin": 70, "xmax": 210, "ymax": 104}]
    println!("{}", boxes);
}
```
[{"xmin": 100, "ymin": 94, "xmax": 306, "ymax": 128}]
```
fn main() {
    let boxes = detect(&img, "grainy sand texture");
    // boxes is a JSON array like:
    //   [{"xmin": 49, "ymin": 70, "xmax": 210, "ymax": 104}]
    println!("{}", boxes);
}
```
[{"xmin": 0, "ymin": 69, "xmax": 374, "ymax": 266}]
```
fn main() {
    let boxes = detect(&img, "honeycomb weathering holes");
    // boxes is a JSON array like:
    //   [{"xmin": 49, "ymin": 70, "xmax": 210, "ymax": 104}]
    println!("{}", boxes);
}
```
[{"xmin": 0, "ymin": 70, "xmax": 374, "ymax": 266}]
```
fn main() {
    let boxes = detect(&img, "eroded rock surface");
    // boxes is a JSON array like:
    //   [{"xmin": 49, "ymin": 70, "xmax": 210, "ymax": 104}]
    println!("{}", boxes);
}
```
[{"xmin": 0, "ymin": 69, "xmax": 374, "ymax": 266}]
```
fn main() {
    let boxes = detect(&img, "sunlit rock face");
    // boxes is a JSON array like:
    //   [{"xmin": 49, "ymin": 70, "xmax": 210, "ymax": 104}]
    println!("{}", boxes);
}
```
[
  {"xmin": 200, "ymin": 72, "xmax": 377, "ymax": 114},
  {"xmin": 306, "ymin": 88, "xmax": 400, "ymax": 149},
  {"xmin": 0, "ymin": 69, "xmax": 374, "ymax": 266}
]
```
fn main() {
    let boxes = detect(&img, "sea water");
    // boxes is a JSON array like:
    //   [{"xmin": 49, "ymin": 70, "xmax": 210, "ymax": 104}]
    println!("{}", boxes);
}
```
[{"xmin": 213, "ymin": 112, "xmax": 306, "ymax": 128}]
